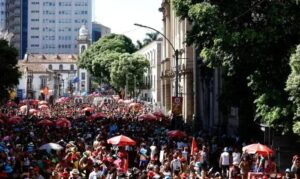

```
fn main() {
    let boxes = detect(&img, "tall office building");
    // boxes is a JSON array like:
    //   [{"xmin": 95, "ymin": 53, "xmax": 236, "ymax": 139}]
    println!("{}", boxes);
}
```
[
  {"xmin": 92, "ymin": 22, "xmax": 111, "ymax": 42},
  {"xmin": 5, "ymin": 0, "xmax": 28, "ymax": 59},
  {"xmin": 27, "ymin": 0, "xmax": 92, "ymax": 54},
  {"xmin": 0, "ymin": 0, "xmax": 6, "ymax": 30}
]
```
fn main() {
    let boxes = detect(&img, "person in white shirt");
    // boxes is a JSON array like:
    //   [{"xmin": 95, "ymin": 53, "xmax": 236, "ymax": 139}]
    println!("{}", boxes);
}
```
[
  {"xmin": 232, "ymin": 148, "xmax": 241, "ymax": 165},
  {"xmin": 89, "ymin": 163, "xmax": 102, "ymax": 179},
  {"xmin": 219, "ymin": 147, "xmax": 231, "ymax": 178},
  {"xmin": 150, "ymin": 142, "xmax": 158, "ymax": 160}
]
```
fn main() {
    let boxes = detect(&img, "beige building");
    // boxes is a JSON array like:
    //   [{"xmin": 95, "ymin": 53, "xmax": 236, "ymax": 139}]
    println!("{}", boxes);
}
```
[
  {"xmin": 159, "ymin": 0, "xmax": 194, "ymax": 122},
  {"xmin": 159, "ymin": 0, "xmax": 225, "ymax": 133}
]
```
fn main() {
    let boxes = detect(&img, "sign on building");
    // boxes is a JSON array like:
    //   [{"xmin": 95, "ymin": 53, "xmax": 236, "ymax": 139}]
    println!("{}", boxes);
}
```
[{"xmin": 172, "ymin": 96, "xmax": 183, "ymax": 115}]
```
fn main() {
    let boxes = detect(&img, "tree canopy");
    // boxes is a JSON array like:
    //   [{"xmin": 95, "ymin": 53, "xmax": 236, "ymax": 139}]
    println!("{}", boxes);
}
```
[
  {"xmin": 286, "ymin": 45, "xmax": 300, "ymax": 135},
  {"xmin": 172, "ymin": 0, "xmax": 300, "ymax": 134},
  {"xmin": 78, "ymin": 33, "xmax": 149, "ymax": 94},
  {"xmin": 110, "ymin": 53, "xmax": 149, "ymax": 95},
  {"xmin": 78, "ymin": 34, "xmax": 136, "ymax": 81},
  {"xmin": 0, "ymin": 39, "xmax": 21, "ymax": 102}
]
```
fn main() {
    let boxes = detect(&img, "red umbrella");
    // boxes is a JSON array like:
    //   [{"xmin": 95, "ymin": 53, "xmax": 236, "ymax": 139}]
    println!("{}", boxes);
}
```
[
  {"xmin": 6, "ymin": 101, "xmax": 16, "ymax": 107},
  {"xmin": 38, "ymin": 119, "xmax": 54, "ymax": 126},
  {"xmin": 91, "ymin": 112, "xmax": 107, "ymax": 119},
  {"xmin": 118, "ymin": 99, "xmax": 124, "ymax": 103},
  {"xmin": 83, "ymin": 107, "xmax": 94, "ymax": 112},
  {"xmin": 8, "ymin": 116, "xmax": 22, "ymax": 124},
  {"xmin": 167, "ymin": 130, "xmax": 187, "ymax": 138},
  {"xmin": 38, "ymin": 100, "xmax": 48, "ymax": 105},
  {"xmin": 39, "ymin": 104, "xmax": 48, "ymax": 110},
  {"xmin": 29, "ymin": 109, "xmax": 39, "ymax": 114},
  {"xmin": 242, "ymin": 143, "xmax": 273, "ymax": 157},
  {"xmin": 128, "ymin": 103, "xmax": 141, "ymax": 108},
  {"xmin": 9, "ymin": 116, "xmax": 22, "ymax": 121},
  {"xmin": 138, "ymin": 113, "xmax": 157, "ymax": 121},
  {"xmin": 56, "ymin": 118, "xmax": 71, "ymax": 128},
  {"xmin": 31, "ymin": 99, "xmax": 39, "ymax": 106},
  {"xmin": 107, "ymin": 135, "xmax": 136, "ymax": 146},
  {"xmin": 153, "ymin": 111, "xmax": 166, "ymax": 118}
]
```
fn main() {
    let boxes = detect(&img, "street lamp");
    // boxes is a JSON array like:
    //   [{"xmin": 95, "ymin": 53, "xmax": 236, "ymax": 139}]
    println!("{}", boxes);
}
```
[{"xmin": 134, "ymin": 23, "xmax": 179, "ymax": 97}]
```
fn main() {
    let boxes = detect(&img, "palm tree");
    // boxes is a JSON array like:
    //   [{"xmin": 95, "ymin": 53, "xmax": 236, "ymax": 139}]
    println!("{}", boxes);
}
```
[
  {"xmin": 136, "ymin": 40, "xmax": 143, "ymax": 50},
  {"xmin": 143, "ymin": 32, "xmax": 159, "ymax": 46}
]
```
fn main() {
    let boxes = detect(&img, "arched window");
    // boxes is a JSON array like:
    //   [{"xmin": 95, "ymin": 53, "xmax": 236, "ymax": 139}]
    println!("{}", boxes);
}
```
[
  {"xmin": 70, "ymin": 64, "xmax": 74, "ymax": 70},
  {"xmin": 59, "ymin": 64, "xmax": 63, "ymax": 70},
  {"xmin": 48, "ymin": 64, "xmax": 52, "ymax": 70}
]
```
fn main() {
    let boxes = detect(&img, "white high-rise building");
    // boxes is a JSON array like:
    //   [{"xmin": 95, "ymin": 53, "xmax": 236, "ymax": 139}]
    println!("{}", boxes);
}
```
[
  {"xmin": 0, "ymin": 0, "xmax": 6, "ymax": 30},
  {"xmin": 27, "ymin": 0, "xmax": 92, "ymax": 54}
]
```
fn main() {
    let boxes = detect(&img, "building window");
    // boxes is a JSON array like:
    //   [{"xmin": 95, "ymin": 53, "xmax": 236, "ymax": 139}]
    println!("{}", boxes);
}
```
[
  {"xmin": 59, "ymin": 64, "xmax": 63, "ymax": 70},
  {"xmin": 81, "ymin": 46, "xmax": 86, "ymax": 53},
  {"xmin": 48, "ymin": 65, "xmax": 52, "ymax": 70},
  {"xmin": 70, "ymin": 65, "xmax": 74, "ymax": 70},
  {"xmin": 40, "ymin": 77, "xmax": 47, "ymax": 89},
  {"xmin": 81, "ymin": 72, "xmax": 85, "ymax": 80}
]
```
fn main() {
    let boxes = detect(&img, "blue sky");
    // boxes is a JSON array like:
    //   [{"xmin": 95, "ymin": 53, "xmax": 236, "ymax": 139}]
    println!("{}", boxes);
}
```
[{"xmin": 93, "ymin": 0, "xmax": 163, "ymax": 44}]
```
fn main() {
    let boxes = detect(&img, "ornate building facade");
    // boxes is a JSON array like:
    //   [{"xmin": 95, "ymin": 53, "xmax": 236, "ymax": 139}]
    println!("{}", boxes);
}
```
[{"xmin": 159, "ymin": 0, "xmax": 194, "ymax": 122}]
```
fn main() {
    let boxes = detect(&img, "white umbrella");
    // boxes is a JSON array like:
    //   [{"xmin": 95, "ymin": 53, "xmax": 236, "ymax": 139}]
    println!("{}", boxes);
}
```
[{"xmin": 39, "ymin": 143, "xmax": 63, "ymax": 151}]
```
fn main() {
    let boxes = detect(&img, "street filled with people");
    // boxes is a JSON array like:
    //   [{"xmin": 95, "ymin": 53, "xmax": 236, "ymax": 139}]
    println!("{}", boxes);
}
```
[{"xmin": 0, "ymin": 94, "xmax": 299, "ymax": 178}]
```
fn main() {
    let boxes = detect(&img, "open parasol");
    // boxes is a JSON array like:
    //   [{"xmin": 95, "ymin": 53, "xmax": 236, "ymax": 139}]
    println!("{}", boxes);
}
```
[
  {"xmin": 167, "ymin": 130, "xmax": 187, "ymax": 138},
  {"xmin": 242, "ymin": 143, "xmax": 273, "ymax": 157},
  {"xmin": 107, "ymin": 135, "xmax": 136, "ymax": 146},
  {"xmin": 56, "ymin": 118, "xmax": 71, "ymax": 128},
  {"xmin": 138, "ymin": 113, "xmax": 157, "ymax": 121},
  {"xmin": 38, "ymin": 119, "xmax": 54, "ymax": 126},
  {"xmin": 39, "ymin": 143, "xmax": 63, "ymax": 151}
]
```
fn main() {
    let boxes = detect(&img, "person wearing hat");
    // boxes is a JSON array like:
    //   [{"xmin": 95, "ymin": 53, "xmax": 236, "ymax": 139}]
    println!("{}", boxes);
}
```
[
  {"xmin": 69, "ymin": 168, "xmax": 81, "ymax": 179},
  {"xmin": 285, "ymin": 168, "xmax": 292, "ymax": 179}
]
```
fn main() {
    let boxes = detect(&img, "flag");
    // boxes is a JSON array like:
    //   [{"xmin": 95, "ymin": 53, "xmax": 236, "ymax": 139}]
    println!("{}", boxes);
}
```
[
  {"xmin": 72, "ymin": 77, "xmax": 79, "ymax": 83},
  {"xmin": 191, "ymin": 137, "xmax": 198, "ymax": 155}
]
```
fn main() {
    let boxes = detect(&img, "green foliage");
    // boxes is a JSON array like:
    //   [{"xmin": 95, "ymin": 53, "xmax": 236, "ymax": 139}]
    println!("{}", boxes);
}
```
[
  {"xmin": 286, "ymin": 45, "xmax": 300, "ymax": 135},
  {"xmin": 78, "ymin": 33, "xmax": 137, "ymax": 82},
  {"xmin": 78, "ymin": 33, "xmax": 149, "ymax": 93},
  {"xmin": 173, "ymin": 0, "xmax": 300, "ymax": 134},
  {"xmin": 136, "ymin": 32, "xmax": 160, "ymax": 50},
  {"xmin": 110, "ymin": 53, "xmax": 149, "ymax": 94},
  {"xmin": 0, "ymin": 39, "xmax": 21, "ymax": 101}
]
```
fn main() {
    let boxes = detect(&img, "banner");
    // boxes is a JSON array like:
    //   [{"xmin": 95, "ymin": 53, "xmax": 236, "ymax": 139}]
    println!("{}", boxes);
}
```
[
  {"xmin": 171, "ymin": 96, "xmax": 183, "ymax": 115},
  {"xmin": 17, "ymin": 89, "xmax": 23, "ymax": 100}
]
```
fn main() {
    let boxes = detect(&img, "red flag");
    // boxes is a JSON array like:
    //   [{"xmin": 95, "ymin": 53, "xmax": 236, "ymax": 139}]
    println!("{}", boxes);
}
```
[{"xmin": 191, "ymin": 137, "xmax": 198, "ymax": 155}]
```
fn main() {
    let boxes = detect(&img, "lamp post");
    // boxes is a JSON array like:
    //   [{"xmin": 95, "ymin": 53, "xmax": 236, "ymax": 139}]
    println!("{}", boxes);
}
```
[
  {"xmin": 134, "ymin": 23, "xmax": 179, "ymax": 97},
  {"xmin": 134, "ymin": 23, "xmax": 181, "ymax": 129}
]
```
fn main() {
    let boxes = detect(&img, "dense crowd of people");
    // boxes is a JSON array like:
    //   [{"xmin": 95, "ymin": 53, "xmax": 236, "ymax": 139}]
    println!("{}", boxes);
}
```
[{"xmin": 0, "ymin": 94, "xmax": 299, "ymax": 179}]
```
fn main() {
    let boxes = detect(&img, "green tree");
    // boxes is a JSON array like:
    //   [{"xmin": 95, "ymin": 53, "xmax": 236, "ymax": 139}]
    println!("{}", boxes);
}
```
[
  {"xmin": 286, "ymin": 45, "xmax": 300, "ymax": 135},
  {"xmin": 110, "ymin": 53, "xmax": 149, "ymax": 96},
  {"xmin": 0, "ymin": 39, "xmax": 21, "ymax": 102},
  {"xmin": 143, "ymin": 32, "xmax": 159, "ymax": 46},
  {"xmin": 78, "ymin": 33, "xmax": 136, "ymax": 82},
  {"xmin": 136, "ymin": 40, "xmax": 143, "ymax": 50},
  {"xmin": 173, "ymin": 0, "xmax": 300, "ymax": 134}
]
